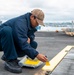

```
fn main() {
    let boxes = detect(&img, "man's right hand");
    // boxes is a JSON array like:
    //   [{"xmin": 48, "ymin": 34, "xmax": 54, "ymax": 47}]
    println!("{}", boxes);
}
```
[{"xmin": 36, "ymin": 54, "xmax": 48, "ymax": 62}]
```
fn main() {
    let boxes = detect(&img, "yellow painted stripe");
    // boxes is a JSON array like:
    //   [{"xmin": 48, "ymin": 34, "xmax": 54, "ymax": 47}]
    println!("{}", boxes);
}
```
[{"xmin": 42, "ymin": 45, "xmax": 74, "ymax": 71}]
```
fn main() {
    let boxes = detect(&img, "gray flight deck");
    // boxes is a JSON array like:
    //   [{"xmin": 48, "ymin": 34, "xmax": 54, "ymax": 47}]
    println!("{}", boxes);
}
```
[
  {"xmin": 0, "ymin": 31, "xmax": 74, "ymax": 75},
  {"xmin": 51, "ymin": 48, "xmax": 74, "ymax": 75}
]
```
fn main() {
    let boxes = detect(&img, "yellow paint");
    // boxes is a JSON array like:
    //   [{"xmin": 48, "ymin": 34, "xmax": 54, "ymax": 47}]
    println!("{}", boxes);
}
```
[
  {"xmin": 45, "ymin": 61, "xmax": 50, "ymax": 66},
  {"xmin": 42, "ymin": 46, "xmax": 73, "ymax": 71},
  {"xmin": 24, "ymin": 58, "xmax": 40, "ymax": 66}
]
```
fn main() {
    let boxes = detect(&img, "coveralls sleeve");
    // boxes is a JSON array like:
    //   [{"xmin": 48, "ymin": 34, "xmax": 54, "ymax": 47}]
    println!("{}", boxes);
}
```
[
  {"xmin": 13, "ymin": 19, "xmax": 39, "ymax": 59},
  {"xmin": 28, "ymin": 28, "xmax": 37, "ymax": 42}
]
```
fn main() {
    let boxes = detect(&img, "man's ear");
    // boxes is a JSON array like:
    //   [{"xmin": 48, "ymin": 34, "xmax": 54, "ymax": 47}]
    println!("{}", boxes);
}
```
[
  {"xmin": 30, "ymin": 15, "xmax": 34, "ymax": 19},
  {"xmin": 30, "ymin": 15, "xmax": 36, "ymax": 19}
]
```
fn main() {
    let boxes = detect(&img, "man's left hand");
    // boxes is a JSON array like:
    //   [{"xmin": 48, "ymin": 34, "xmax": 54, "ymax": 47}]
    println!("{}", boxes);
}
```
[{"xmin": 27, "ymin": 38, "xmax": 30, "ymax": 43}]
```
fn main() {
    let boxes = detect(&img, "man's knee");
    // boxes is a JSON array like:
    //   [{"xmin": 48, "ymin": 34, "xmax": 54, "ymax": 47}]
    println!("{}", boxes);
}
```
[
  {"xmin": 0, "ymin": 26, "xmax": 12, "ymax": 51},
  {"xmin": 30, "ymin": 41, "xmax": 38, "ymax": 49}
]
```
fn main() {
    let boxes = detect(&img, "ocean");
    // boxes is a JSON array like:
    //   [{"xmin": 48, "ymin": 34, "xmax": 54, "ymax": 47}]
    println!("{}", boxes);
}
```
[
  {"xmin": 1, "ymin": 20, "xmax": 72, "ymax": 32},
  {"xmin": 37, "ymin": 26, "xmax": 69, "ymax": 32}
]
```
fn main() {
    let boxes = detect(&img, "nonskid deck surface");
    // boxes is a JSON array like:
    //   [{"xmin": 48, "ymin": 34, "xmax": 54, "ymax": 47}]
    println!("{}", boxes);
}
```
[
  {"xmin": 0, "ymin": 32, "xmax": 74, "ymax": 75},
  {"xmin": 34, "ymin": 46, "xmax": 74, "ymax": 75}
]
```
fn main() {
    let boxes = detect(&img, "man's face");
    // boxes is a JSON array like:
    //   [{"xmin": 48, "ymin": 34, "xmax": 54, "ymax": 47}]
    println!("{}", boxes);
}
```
[{"xmin": 30, "ymin": 15, "xmax": 39, "ymax": 28}]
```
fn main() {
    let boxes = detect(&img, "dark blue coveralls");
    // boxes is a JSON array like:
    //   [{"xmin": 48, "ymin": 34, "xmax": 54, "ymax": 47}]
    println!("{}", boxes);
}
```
[{"xmin": 0, "ymin": 13, "xmax": 39, "ymax": 60}]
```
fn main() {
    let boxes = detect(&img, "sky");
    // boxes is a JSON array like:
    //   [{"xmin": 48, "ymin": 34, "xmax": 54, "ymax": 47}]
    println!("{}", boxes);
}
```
[{"xmin": 0, "ymin": 0, "xmax": 74, "ymax": 22}]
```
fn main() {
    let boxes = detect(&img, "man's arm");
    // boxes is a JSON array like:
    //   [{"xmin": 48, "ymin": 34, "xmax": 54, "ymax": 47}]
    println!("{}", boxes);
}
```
[
  {"xmin": 13, "ymin": 19, "xmax": 39, "ymax": 59},
  {"xmin": 13, "ymin": 19, "xmax": 47, "ymax": 62},
  {"xmin": 27, "ymin": 38, "xmax": 48, "ymax": 62}
]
